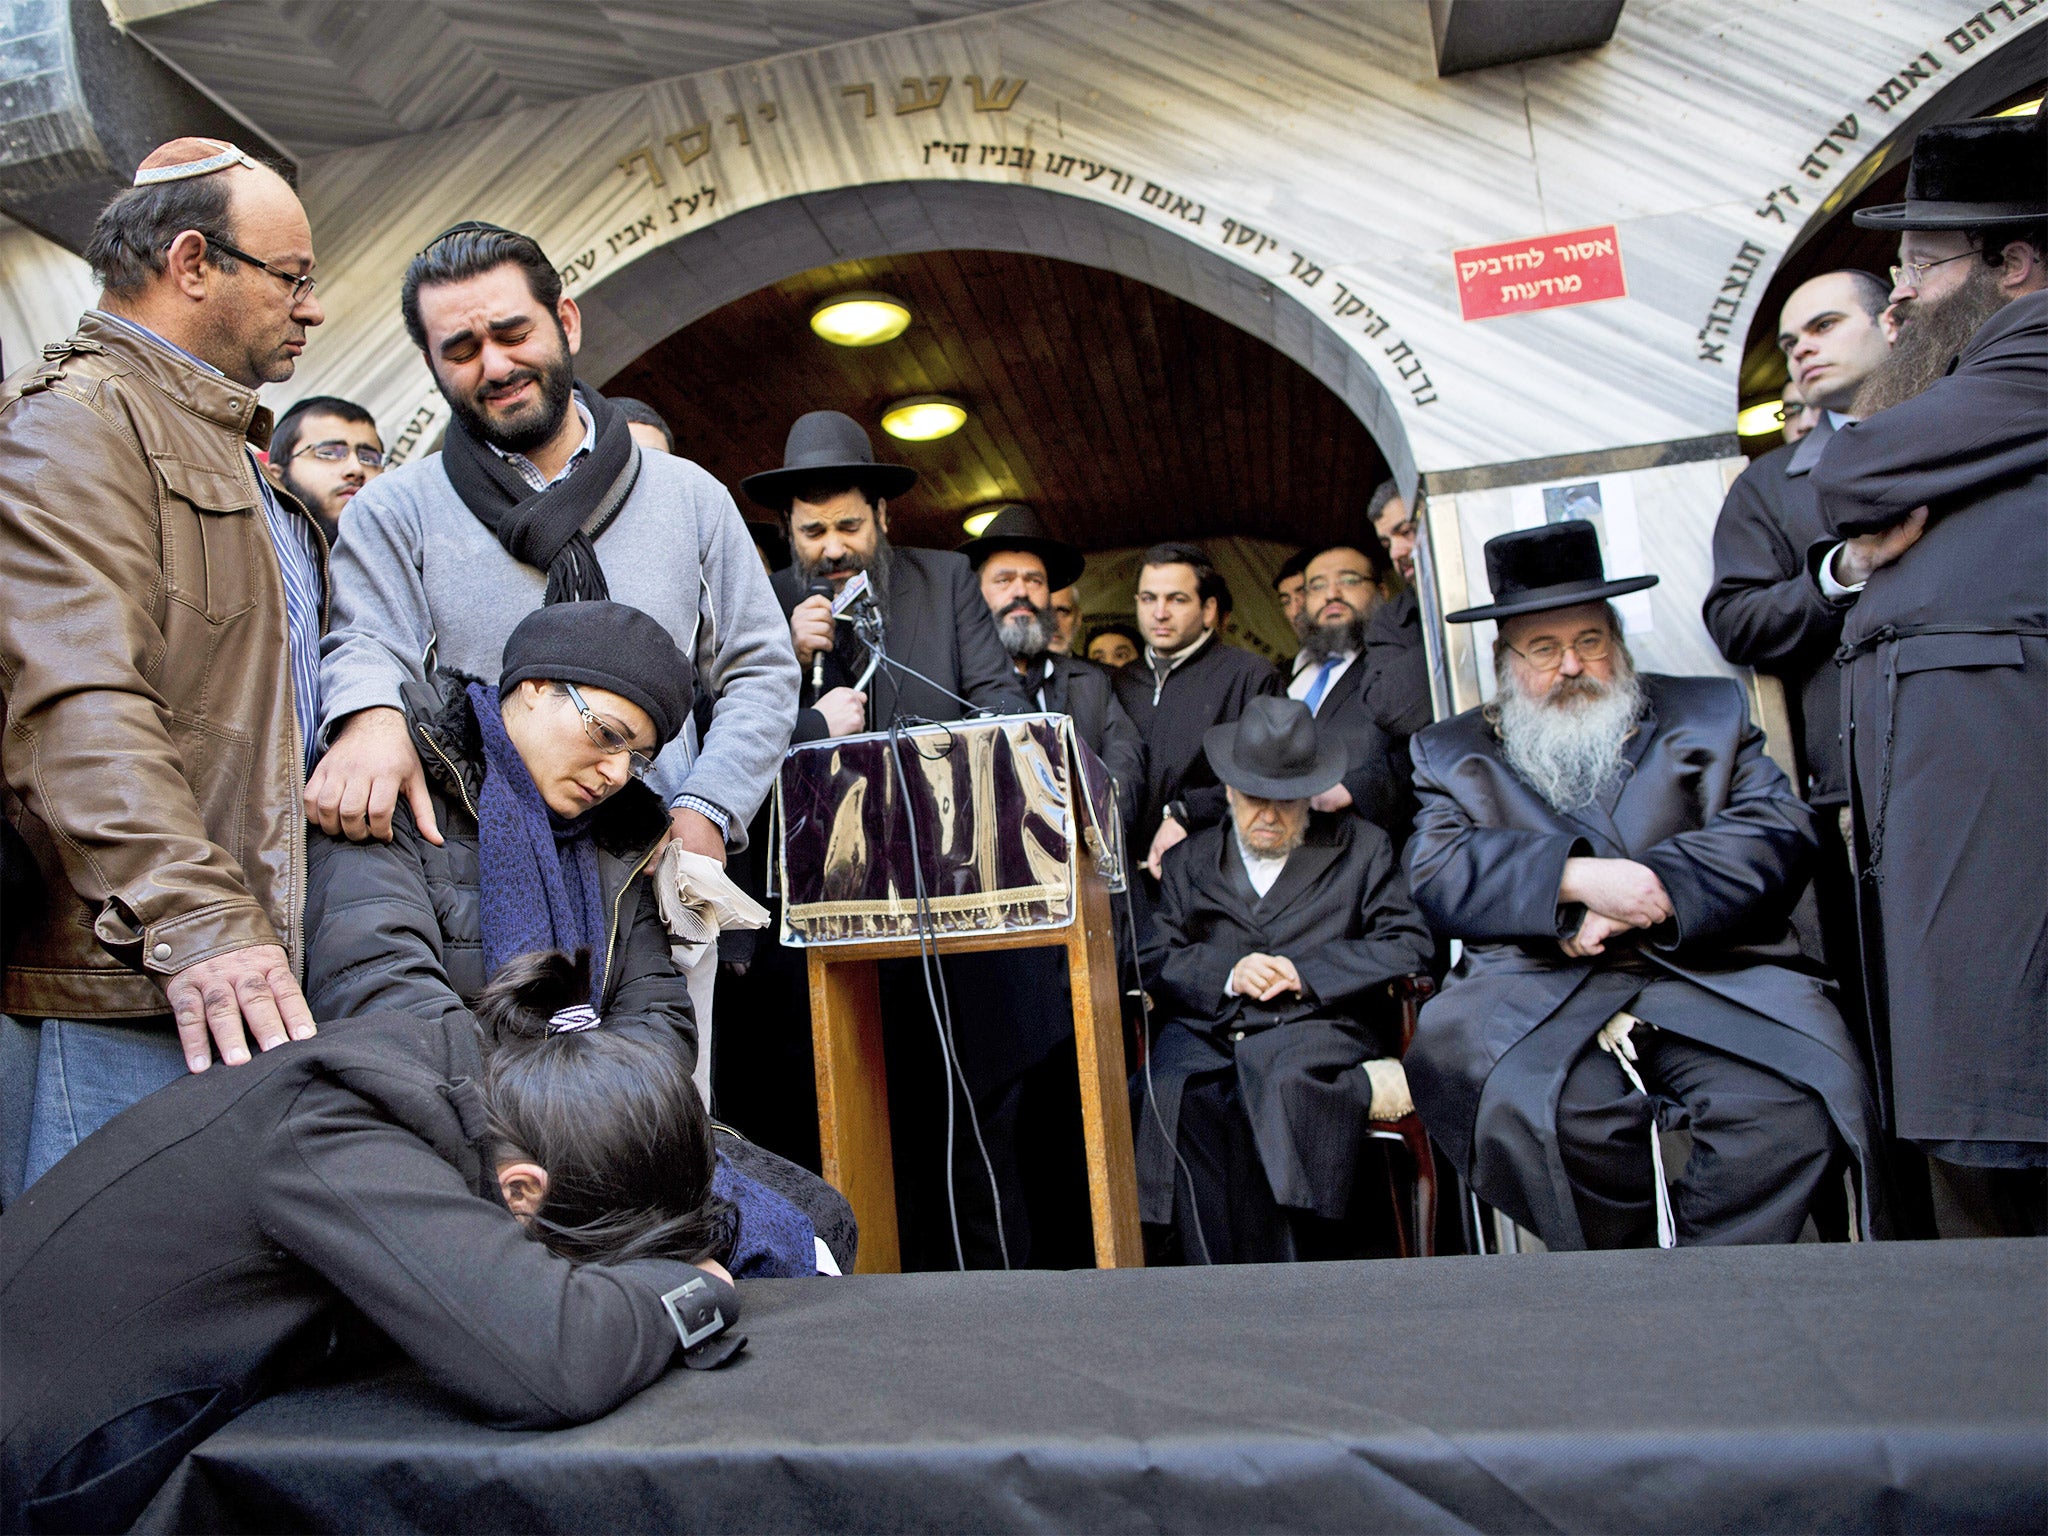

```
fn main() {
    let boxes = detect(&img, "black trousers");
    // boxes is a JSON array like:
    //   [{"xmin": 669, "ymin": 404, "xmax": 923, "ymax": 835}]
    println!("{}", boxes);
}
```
[{"xmin": 1557, "ymin": 1030, "xmax": 1842, "ymax": 1249}]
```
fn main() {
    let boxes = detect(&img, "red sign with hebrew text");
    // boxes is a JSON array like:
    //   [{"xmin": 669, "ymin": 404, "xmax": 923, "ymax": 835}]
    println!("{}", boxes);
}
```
[{"xmin": 1454, "ymin": 225, "xmax": 1627, "ymax": 321}]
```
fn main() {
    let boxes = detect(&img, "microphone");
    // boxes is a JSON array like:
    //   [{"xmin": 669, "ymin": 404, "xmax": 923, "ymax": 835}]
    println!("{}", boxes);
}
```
[{"xmin": 806, "ymin": 577, "xmax": 835, "ymax": 696}]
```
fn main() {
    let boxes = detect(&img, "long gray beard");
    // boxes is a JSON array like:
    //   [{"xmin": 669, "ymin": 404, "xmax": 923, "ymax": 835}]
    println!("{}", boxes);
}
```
[
  {"xmin": 1854, "ymin": 263, "xmax": 2009, "ymax": 415},
  {"xmin": 1300, "ymin": 609, "xmax": 1368, "ymax": 664},
  {"xmin": 997, "ymin": 604, "xmax": 1054, "ymax": 660},
  {"xmin": 1497, "ymin": 656, "xmax": 1644, "ymax": 813}
]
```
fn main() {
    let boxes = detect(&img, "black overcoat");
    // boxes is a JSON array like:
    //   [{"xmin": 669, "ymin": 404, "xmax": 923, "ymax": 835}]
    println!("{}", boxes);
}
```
[
  {"xmin": 1024, "ymin": 651, "xmax": 1146, "ymax": 832},
  {"xmin": 1359, "ymin": 587, "xmax": 1435, "ymax": 740},
  {"xmin": 1112, "ymin": 634, "xmax": 1282, "ymax": 850},
  {"xmin": 772, "ymin": 549, "xmax": 1027, "ymax": 740},
  {"xmin": 1297, "ymin": 647, "xmax": 1416, "ymax": 842},
  {"xmin": 1135, "ymin": 813, "xmax": 1433, "ymax": 1223},
  {"xmin": 0, "ymin": 1011, "xmax": 731, "ymax": 1534},
  {"xmin": 1703, "ymin": 414, "xmax": 1851, "ymax": 805},
  {"xmin": 1811, "ymin": 289, "xmax": 2048, "ymax": 1149},
  {"xmin": 1402, "ymin": 674, "xmax": 1885, "ymax": 1249}
]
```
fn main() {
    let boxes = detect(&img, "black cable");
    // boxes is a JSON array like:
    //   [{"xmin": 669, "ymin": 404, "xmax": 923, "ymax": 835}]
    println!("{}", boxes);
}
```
[
  {"xmin": 885, "ymin": 714, "xmax": 1010, "ymax": 1271},
  {"xmin": 1119, "ymin": 868, "xmax": 1214, "ymax": 1266}
]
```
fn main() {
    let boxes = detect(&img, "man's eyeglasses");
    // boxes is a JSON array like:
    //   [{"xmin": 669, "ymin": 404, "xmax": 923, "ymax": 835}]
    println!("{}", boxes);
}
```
[
  {"xmin": 203, "ymin": 236, "xmax": 318, "ymax": 305},
  {"xmin": 1506, "ymin": 629, "xmax": 1612, "ymax": 672},
  {"xmin": 291, "ymin": 439, "xmax": 385, "ymax": 469},
  {"xmin": 1303, "ymin": 571, "xmax": 1374, "ymax": 598},
  {"xmin": 1889, "ymin": 250, "xmax": 1976, "ymax": 291},
  {"xmin": 563, "ymin": 683, "xmax": 656, "ymax": 779}
]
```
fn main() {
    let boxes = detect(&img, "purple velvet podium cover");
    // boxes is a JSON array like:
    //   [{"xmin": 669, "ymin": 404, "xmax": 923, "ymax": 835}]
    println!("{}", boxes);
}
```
[{"xmin": 773, "ymin": 713, "xmax": 1124, "ymax": 947}]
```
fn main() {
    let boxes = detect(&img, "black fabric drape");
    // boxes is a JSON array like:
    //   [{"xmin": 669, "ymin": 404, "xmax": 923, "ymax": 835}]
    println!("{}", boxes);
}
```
[{"xmin": 441, "ymin": 384, "xmax": 638, "ymax": 604}]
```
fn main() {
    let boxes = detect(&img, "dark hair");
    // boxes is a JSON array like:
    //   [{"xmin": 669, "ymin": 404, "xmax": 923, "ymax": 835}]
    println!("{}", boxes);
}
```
[
  {"xmin": 1365, "ymin": 478, "xmax": 1401, "ymax": 522},
  {"xmin": 271, "ymin": 395, "xmax": 377, "ymax": 467},
  {"xmin": 1273, "ymin": 548, "xmax": 1312, "ymax": 587},
  {"xmin": 1138, "ymin": 540, "xmax": 1225, "ymax": 607},
  {"xmin": 476, "ymin": 951, "xmax": 731, "ymax": 1267},
  {"xmin": 402, "ymin": 224, "xmax": 562, "ymax": 353},
  {"xmin": 1088, "ymin": 620, "xmax": 1143, "ymax": 654},
  {"xmin": 1834, "ymin": 269, "xmax": 1892, "ymax": 318},
  {"xmin": 1971, "ymin": 221, "xmax": 2048, "ymax": 270},
  {"xmin": 614, "ymin": 398, "xmax": 674, "ymax": 452},
  {"xmin": 83, "ymin": 177, "xmax": 240, "ymax": 297}
]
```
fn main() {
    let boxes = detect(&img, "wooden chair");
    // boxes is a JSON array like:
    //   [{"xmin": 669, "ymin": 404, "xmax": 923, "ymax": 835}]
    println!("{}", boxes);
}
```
[{"xmin": 1363, "ymin": 973, "xmax": 1439, "ymax": 1258}]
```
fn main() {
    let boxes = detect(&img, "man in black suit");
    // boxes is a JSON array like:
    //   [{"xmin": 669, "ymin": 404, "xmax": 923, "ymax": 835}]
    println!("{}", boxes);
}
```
[
  {"xmin": 737, "ymin": 413, "xmax": 1034, "ymax": 1270},
  {"xmin": 1405, "ymin": 524, "xmax": 1883, "ymax": 1252},
  {"xmin": 960, "ymin": 504, "xmax": 1144, "ymax": 829},
  {"xmin": 742, "ymin": 411, "xmax": 1027, "ymax": 743},
  {"xmin": 1285, "ymin": 542, "xmax": 1416, "ymax": 842},
  {"xmin": 1704, "ymin": 271, "xmax": 1892, "ymax": 1095},
  {"xmin": 1135, "ymin": 696, "xmax": 1433, "ymax": 1264},
  {"xmin": 1811, "ymin": 110, "xmax": 2047, "ymax": 1234},
  {"xmin": 1114, "ymin": 542, "xmax": 1281, "ymax": 881}
]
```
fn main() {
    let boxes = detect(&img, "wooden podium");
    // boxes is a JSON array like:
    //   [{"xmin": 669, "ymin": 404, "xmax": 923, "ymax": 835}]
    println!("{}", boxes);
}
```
[{"xmin": 777, "ymin": 715, "xmax": 1143, "ymax": 1273}]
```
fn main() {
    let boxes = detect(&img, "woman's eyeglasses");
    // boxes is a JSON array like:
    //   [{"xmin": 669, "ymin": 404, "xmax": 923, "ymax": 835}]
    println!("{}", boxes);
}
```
[
  {"xmin": 290, "ymin": 440, "xmax": 385, "ymax": 469},
  {"xmin": 563, "ymin": 683, "xmax": 656, "ymax": 778}
]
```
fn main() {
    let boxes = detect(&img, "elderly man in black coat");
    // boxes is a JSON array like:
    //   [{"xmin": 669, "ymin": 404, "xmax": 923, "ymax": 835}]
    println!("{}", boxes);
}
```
[
  {"xmin": 1135, "ymin": 696, "xmax": 1433, "ymax": 1264},
  {"xmin": 1405, "ymin": 525, "xmax": 1884, "ymax": 1251},
  {"xmin": 1808, "ymin": 110, "xmax": 2048, "ymax": 1235}
]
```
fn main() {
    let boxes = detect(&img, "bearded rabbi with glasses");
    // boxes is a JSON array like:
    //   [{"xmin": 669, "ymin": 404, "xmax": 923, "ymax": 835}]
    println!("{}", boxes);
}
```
[{"xmin": 1399, "ymin": 523, "xmax": 1889, "ymax": 1253}]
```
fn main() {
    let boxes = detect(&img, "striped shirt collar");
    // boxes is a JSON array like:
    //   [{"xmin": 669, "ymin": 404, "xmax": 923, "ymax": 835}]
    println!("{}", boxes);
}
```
[{"xmin": 488, "ymin": 398, "xmax": 596, "ymax": 492}]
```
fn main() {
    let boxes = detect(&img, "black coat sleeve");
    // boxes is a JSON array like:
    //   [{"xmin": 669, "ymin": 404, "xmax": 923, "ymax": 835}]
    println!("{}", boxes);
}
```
[
  {"xmin": 603, "ymin": 875, "xmax": 700, "ymax": 1067},
  {"xmin": 1290, "ymin": 836, "xmax": 1434, "ymax": 1011},
  {"xmin": 1152, "ymin": 845, "xmax": 1234, "ymax": 1024},
  {"xmin": 1404, "ymin": 731, "xmax": 1589, "ymax": 944},
  {"xmin": 1814, "ymin": 297, "xmax": 2048, "ymax": 535},
  {"xmin": 952, "ymin": 562, "xmax": 1033, "ymax": 714},
  {"xmin": 1094, "ymin": 674, "xmax": 1147, "ymax": 831},
  {"xmin": 304, "ymin": 812, "xmax": 476, "ymax": 1037},
  {"xmin": 1636, "ymin": 697, "xmax": 1817, "ymax": 951},
  {"xmin": 258, "ymin": 1082, "xmax": 734, "ymax": 1429},
  {"xmin": 1702, "ymin": 465, "xmax": 1844, "ymax": 669},
  {"xmin": 1360, "ymin": 593, "xmax": 1434, "ymax": 738},
  {"xmin": 1180, "ymin": 659, "xmax": 1284, "ymax": 830}
]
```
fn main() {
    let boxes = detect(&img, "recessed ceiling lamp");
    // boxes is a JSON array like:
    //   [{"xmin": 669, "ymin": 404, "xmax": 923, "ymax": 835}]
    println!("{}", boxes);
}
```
[
  {"xmin": 961, "ymin": 502, "xmax": 1029, "ymax": 537},
  {"xmin": 809, "ymin": 291, "xmax": 912, "ymax": 347},
  {"xmin": 881, "ymin": 395, "xmax": 967, "ymax": 442},
  {"xmin": 1735, "ymin": 399, "xmax": 1787, "ymax": 438}
]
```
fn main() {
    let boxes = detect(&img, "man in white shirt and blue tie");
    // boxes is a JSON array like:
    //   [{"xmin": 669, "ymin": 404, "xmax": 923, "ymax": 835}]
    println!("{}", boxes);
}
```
[{"xmin": 1283, "ymin": 544, "xmax": 1412, "ymax": 843}]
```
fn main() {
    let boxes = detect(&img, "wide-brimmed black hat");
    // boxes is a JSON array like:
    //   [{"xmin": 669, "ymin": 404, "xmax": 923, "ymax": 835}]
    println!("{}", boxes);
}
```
[
  {"xmin": 1203, "ymin": 696, "xmax": 1347, "ymax": 801},
  {"xmin": 956, "ymin": 503, "xmax": 1085, "ymax": 591},
  {"xmin": 1445, "ymin": 522, "xmax": 1657, "ymax": 624},
  {"xmin": 1855, "ymin": 110, "xmax": 2046, "ymax": 233},
  {"xmin": 740, "ymin": 410, "xmax": 918, "ymax": 513}
]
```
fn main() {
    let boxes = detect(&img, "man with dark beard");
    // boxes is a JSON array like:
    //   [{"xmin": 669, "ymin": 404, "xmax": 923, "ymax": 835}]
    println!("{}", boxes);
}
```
[
  {"xmin": 1283, "ymin": 543, "xmax": 1412, "ymax": 840},
  {"xmin": 1808, "ymin": 110, "xmax": 2048, "ymax": 1236},
  {"xmin": 745, "ymin": 411, "xmax": 1024, "ymax": 741},
  {"xmin": 1403, "ymin": 524, "xmax": 1884, "ymax": 1251},
  {"xmin": 960, "ymin": 504, "xmax": 1143, "ymax": 829},
  {"xmin": 310, "ymin": 224, "xmax": 800, "ymax": 1112}
]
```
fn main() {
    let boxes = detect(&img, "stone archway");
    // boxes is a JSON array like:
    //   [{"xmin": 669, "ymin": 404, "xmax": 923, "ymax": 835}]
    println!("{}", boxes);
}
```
[{"xmin": 566, "ymin": 178, "xmax": 1417, "ymax": 501}]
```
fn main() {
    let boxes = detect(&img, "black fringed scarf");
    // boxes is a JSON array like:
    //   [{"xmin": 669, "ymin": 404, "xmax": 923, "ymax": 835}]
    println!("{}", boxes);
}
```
[{"xmin": 442, "ymin": 383, "xmax": 640, "ymax": 604}]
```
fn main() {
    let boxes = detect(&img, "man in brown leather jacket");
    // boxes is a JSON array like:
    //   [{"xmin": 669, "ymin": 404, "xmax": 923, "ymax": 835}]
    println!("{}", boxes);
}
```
[{"xmin": 0, "ymin": 139, "xmax": 328, "ymax": 1203}]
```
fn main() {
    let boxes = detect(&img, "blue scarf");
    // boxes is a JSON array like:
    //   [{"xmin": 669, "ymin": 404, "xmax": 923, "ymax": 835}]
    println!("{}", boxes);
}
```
[
  {"xmin": 470, "ymin": 683, "xmax": 610, "ymax": 1006},
  {"xmin": 713, "ymin": 1155, "xmax": 821, "ymax": 1278}
]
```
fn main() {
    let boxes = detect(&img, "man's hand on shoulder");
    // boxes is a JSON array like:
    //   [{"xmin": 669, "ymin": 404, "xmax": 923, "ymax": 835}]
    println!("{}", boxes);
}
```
[
  {"xmin": 164, "ymin": 943, "xmax": 317, "ymax": 1073},
  {"xmin": 305, "ymin": 707, "xmax": 441, "ymax": 845}
]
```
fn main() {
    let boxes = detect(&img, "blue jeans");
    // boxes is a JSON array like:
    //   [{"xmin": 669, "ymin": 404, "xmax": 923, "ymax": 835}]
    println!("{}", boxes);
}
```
[{"xmin": 0, "ymin": 1015, "xmax": 187, "ymax": 1206}]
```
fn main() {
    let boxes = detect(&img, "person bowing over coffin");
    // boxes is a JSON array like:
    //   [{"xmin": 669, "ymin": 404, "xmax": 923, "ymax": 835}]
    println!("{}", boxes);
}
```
[
  {"xmin": 1135, "ymin": 696, "xmax": 1434, "ymax": 1264},
  {"xmin": 1403, "ymin": 524, "xmax": 1886, "ymax": 1251}
]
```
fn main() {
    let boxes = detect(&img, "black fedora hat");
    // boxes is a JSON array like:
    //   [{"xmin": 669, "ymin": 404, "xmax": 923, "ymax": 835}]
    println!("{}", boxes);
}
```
[
  {"xmin": 740, "ymin": 410, "xmax": 919, "ymax": 513},
  {"xmin": 1855, "ymin": 110, "xmax": 2047, "ymax": 233},
  {"xmin": 956, "ymin": 503, "xmax": 1085, "ymax": 591},
  {"xmin": 1445, "ymin": 521, "xmax": 1657, "ymax": 624},
  {"xmin": 1203, "ymin": 696, "xmax": 1347, "ymax": 801}
]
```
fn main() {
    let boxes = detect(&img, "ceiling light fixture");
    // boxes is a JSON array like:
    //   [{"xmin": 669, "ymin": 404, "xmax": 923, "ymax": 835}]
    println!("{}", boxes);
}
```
[
  {"xmin": 809, "ymin": 291, "xmax": 913, "ymax": 347},
  {"xmin": 1735, "ymin": 399, "xmax": 1787, "ymax": 438},
  {"xmin": 961, "ymin": 502, "xmax": 1029, "ymax": 537},
  {"xmin": 881, "ymin": 395, "xmax": 967, "ymax": 442}
]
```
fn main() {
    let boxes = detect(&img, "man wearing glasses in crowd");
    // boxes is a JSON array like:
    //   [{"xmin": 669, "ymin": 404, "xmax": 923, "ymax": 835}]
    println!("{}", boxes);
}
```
[{"xmin": 268, "ymin": 396, "xmax": 384, "ymax": 546}]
